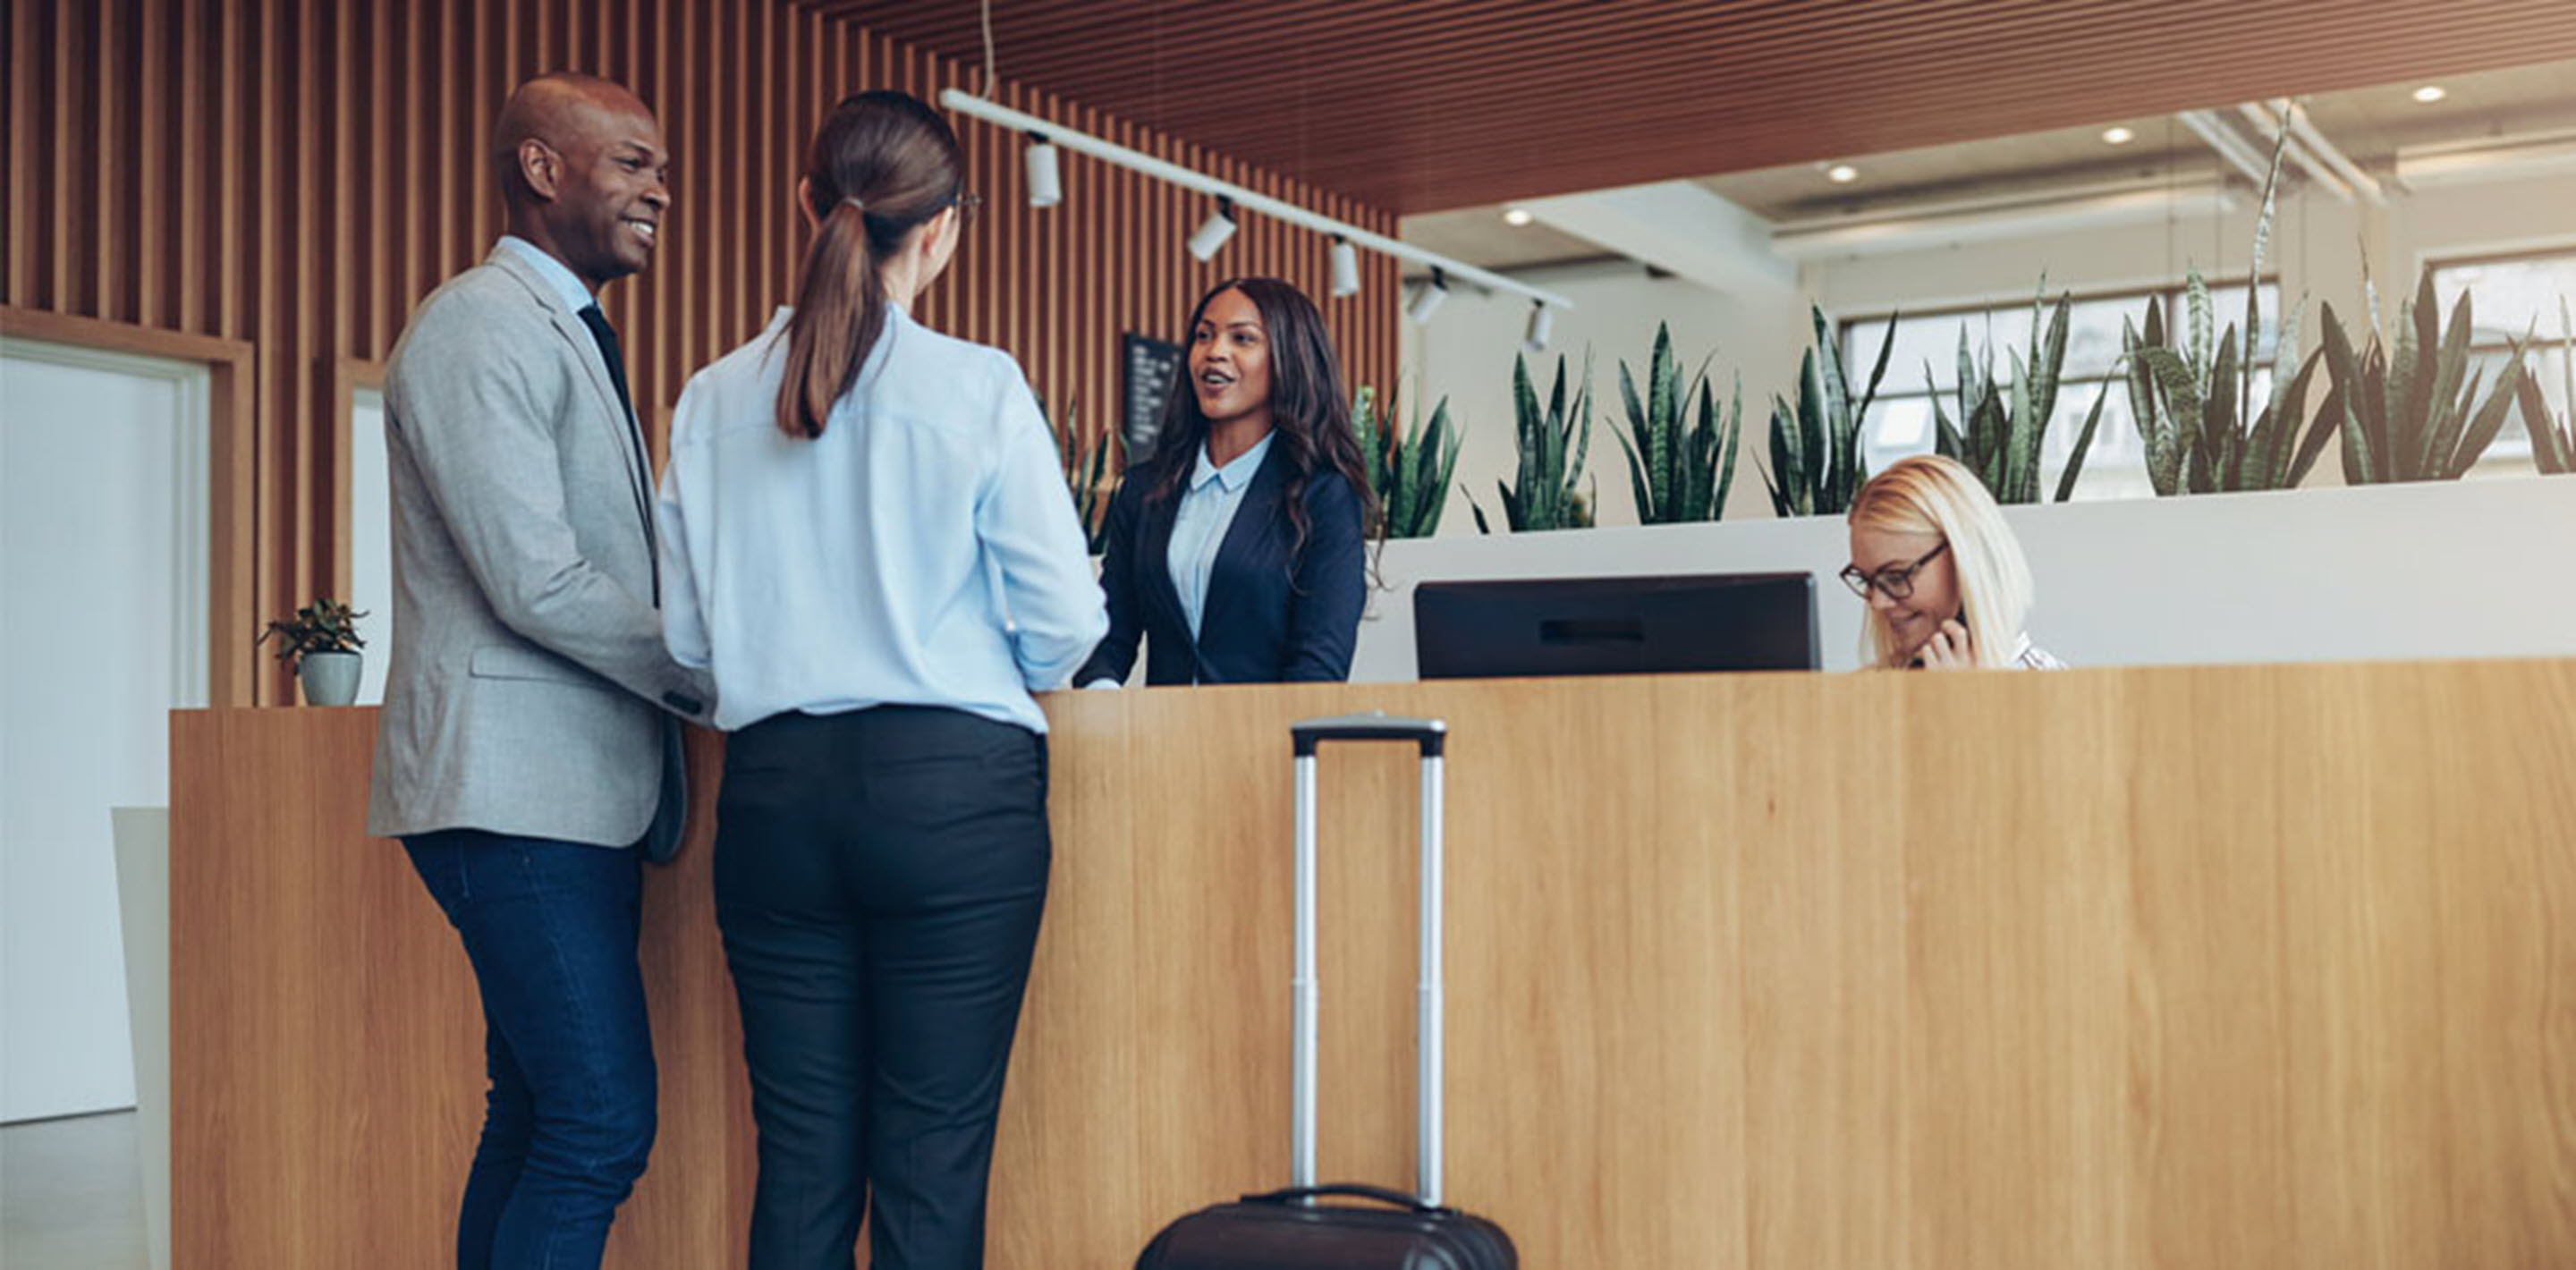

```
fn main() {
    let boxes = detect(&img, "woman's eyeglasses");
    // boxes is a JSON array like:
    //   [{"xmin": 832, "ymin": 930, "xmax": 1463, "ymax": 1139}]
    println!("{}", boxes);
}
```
[
  {"xmin": 953, "ymin": 191, "xmax": 985, "ymax": 223},
  {"xmin": 1839, "ymin": 541, "xmax": 1948, "ymax": 601}
]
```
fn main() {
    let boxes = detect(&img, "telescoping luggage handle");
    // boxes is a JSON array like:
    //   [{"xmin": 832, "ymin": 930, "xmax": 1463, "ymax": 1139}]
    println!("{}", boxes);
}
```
[{"xmin": 1287, "ymin": 712, "xmax": 1449, "ymax": 1209}]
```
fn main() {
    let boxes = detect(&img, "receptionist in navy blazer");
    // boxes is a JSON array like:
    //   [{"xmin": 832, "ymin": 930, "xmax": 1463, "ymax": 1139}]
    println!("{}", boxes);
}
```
[{"xmin": 1079, "ymin": 277, "xmax": 1377, "ymax": 687}]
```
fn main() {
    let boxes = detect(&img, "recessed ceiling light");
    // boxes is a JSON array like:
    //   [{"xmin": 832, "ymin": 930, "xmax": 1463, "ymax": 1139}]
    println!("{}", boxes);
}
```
[
  {"xmin": 1503, "ymin": 207, "xmax": 1534, "ymax": 226},
  {"xmin": 2102, "ymin": 126, "xmax": 2136, "ymax": 145},
  {"xmin": 1826, "ymin": 164, "xmax": 1859, "ymax": 184},
  {"xmin": 2413, "ymin": 85, "xmax": 2447, "ymax": 104}
]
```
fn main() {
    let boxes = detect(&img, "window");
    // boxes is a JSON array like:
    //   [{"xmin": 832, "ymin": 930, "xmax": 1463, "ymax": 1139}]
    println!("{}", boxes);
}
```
[
  {"xmin": 2428, "ymin": 247, "xmax": 2576, "ymax": 471},
  {"xmin": 1841, "ymin": 280, "xmax": 2281, "ymax": 501}
]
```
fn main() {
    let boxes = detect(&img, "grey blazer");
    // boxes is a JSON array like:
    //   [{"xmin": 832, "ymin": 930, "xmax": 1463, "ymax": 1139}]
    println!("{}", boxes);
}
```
[{"xmin": 367, "ymin": 245, "xmax": 713, "ymax": 858}]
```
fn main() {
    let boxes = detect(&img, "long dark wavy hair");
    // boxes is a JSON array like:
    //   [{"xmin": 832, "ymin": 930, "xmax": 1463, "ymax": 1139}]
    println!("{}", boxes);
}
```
[
  {"xmin": 773, "ymin": 90, "xmax": 965, "ymax": 439},
  {"xmin": 1141, "ymin": 278, "xmax": 1381, "ymax": 558}
]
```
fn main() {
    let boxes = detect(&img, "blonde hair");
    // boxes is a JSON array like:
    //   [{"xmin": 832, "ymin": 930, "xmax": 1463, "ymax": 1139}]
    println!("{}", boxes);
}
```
[{"xmin": 1847, "ymin": 454, "xmax": 2033, "ymax": 669}]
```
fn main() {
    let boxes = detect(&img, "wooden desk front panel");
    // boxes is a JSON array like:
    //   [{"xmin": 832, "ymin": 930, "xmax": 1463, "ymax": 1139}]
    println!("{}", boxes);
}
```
[{"xmin": 173, "ymin": 663, "xmax": 2576, "ymax": 1267}]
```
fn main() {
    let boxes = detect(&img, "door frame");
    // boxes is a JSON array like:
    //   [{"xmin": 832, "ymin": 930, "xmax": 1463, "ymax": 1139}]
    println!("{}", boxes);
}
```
[
  {"xmin": 1, "ymin": 307, "xmax": 257, "ymax": 707},
  {"xmin": 329, "ymin": 356, "xmax": 386, "ymax": 605}
]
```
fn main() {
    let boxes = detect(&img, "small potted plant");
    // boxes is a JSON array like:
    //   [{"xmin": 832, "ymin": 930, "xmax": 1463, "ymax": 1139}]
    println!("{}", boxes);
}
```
[{"xmin": 258, "ymin": 598, "xmax": 368, "ymax": 706}]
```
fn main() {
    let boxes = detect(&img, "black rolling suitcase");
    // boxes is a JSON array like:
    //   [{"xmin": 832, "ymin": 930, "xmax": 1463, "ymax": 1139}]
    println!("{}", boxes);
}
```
[{"xmin": 1135, "ymin": 713, "xmax": 1517, "ymax": 1270}]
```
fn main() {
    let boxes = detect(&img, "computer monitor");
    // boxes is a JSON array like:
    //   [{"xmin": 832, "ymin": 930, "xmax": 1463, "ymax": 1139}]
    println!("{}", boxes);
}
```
[{"xmin": 1413, "ymin": 572, "xmax": 1819, "ymax": 680}]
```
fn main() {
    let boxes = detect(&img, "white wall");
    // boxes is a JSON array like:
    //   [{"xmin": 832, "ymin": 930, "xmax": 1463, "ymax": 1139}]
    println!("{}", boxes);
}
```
[
  {"xmin": 1404, "ymin": 169, "xmax": 2576, "ymax": 532},
  {"xmin": 1349, "ymin": 477, "xmax": 2576, "ymax": 682},
  {"xmin": 113, "ymin": 807, "xmax": 171, "ymax": 1270},
  {"xmin": 1, "ymin": 340, "xmax": 210, "ymax": 1122},
  {"xmin": 349, "ymin": 386, "xmax": 392, "ymax": 706}
]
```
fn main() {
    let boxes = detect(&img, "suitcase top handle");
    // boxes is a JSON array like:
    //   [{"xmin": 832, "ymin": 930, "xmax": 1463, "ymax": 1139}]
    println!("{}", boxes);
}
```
[
  {"xmin": 1238, "ymin": 1182, "xmax": 1442, "ymax": 1214},
  {"xmin": 1290, "ymin": 712, "xmax": 1446, "ymax": 758},
  {"xmin": 1287, "ymin": 710, "xmax": 1451, "ymax": 1207}
]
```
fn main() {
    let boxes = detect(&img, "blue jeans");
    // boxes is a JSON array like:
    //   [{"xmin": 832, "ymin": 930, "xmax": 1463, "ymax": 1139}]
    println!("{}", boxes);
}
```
[{"xmin": 403, "ymin": 830, "xmax": 657, "ymax": 1270}]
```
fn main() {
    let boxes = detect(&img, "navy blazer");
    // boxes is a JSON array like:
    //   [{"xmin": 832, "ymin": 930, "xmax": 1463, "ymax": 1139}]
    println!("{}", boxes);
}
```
[{"xmin": 1077, "ymin": 445, "xmax": 1367, "ymax": 686}]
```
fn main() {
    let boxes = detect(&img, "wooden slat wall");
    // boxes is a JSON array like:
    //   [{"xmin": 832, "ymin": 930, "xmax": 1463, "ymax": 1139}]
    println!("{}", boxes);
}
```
[
  {"xmin": 807, "ymin": 0, "xmax": 2576, "ymax": 214},
  {"xmin": 0, "ymin": 0, "xmax": 1401, "ymax": 706}
]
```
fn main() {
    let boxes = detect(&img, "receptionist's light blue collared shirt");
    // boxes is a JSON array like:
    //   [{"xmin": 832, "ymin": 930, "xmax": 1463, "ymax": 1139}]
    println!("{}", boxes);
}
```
[{"xmin": 1166, "ymin": 431, "xmax": 1276, "ymax": 641}]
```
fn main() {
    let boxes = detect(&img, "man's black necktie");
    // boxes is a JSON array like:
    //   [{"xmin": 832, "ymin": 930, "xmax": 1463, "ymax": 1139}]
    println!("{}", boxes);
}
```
[{"xmin": 576, "ymin": 303, "xmax": 660, "ymax": 606}]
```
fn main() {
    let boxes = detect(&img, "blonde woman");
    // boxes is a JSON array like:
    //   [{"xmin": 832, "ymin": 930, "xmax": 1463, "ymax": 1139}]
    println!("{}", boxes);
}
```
[{"xmin": 1841, "ymin": 454, "xmax": 2064, "ymax": 670}]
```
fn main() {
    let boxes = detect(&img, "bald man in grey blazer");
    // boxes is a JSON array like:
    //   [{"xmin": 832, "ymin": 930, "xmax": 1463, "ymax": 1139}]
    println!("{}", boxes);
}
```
[{"xmin": 366, "ymin": 72, "xmax": 708, "ymax": 1270}]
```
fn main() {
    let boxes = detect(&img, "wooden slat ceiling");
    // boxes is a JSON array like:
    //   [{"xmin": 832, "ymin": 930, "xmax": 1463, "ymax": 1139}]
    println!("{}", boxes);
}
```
[{"xmin": 802, "ymin": 0, "xmax": 2576, "ymax": 215}]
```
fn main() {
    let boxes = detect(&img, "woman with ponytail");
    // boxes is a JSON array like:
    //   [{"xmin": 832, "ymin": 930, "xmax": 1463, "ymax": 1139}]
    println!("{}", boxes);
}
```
[
  {"xmin": 1077, "ymin": 277, "xmax": 1377, "ymax": 687},
  {"xmin": 655, "ymin": 90, "xmax": 1105, "ymax": 1268}
]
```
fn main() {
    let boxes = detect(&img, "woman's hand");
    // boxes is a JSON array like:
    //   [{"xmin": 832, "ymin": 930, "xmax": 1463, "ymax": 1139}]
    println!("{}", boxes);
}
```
[{"xmin": 1918, "ymin": 619, "xmax": 1975, "ymax": 671}]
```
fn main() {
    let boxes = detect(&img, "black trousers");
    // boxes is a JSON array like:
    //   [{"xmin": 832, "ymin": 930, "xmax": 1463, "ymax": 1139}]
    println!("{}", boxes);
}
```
[{"xmin": 714, "ymin": 706, "xmax": 1051, "ymax": 1270}]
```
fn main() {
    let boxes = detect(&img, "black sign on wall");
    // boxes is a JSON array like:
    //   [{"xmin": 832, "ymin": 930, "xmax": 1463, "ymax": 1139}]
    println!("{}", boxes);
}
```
[{"xmin": 1121, "ymin": 332, "xmax": 1183, "ymax": 465}]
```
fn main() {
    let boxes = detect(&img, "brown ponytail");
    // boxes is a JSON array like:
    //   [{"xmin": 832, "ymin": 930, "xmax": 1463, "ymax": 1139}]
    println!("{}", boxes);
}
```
[{"xmin": 773, "ymin": 91, "xmax": 966, "ymax": 439}]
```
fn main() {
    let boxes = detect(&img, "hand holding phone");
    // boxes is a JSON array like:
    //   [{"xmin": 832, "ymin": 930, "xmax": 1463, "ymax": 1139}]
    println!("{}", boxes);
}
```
[{"xmin": 1915, "ymin": 618, "xmax": 1975, "ymax": 671}]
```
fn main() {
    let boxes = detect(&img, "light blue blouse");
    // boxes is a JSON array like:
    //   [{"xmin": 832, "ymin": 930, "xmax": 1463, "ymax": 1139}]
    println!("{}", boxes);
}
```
[
  {"xmin": 1166, "ymin": 431, "xmax": 1276, "ymax": 639},
  {"xmin": 657, "ymin": 306, "xmax": 1108, "ymax": 733}
]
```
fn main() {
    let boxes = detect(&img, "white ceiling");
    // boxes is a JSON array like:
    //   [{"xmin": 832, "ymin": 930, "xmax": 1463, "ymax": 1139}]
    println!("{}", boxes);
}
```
[{"xmin": 1402, "ymin": 58, "xmax": 2576, "ymax": 275}]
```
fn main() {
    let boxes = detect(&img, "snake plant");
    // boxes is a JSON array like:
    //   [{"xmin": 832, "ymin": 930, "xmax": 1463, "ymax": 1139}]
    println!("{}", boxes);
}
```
[
  {"xmin": 2122, "ymin": 124, "xmax": 2339, "ymax": 495},
  {"xmin": 1047, "ymin": 392, "xmax": 1115, "ymax": 555},
  {"xmin": 1473, "ymin": 351, "xmax": 1597, "ymax": 533},
  {"xmin": 2515, "ymin": 300, "xmax": 2573, "ymax": 475},
  {"xmin": 1764, "ymin": 306, "xmax": 1894, "ymax": 517},
  {"xmin": 1928, "ymin": 288, "xmax": 2107, "ymax": 504},
  {"xmin": 1609, "ymin": 323, "xmax": 1742, "ymax": 523},
  {"xmin": 1353, "ymin": 384, "xmax": 1465, "ymax": 538},
  {"xmin": 2317, "ymin": 268, "xmax": 2529, "ymax": 483}
]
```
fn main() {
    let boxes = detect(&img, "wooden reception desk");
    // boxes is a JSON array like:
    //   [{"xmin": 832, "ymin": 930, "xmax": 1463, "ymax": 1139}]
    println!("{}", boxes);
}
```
[{"xmin": 172, "ymin": 662, "xmax": 2576, "ymax": 1267}]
